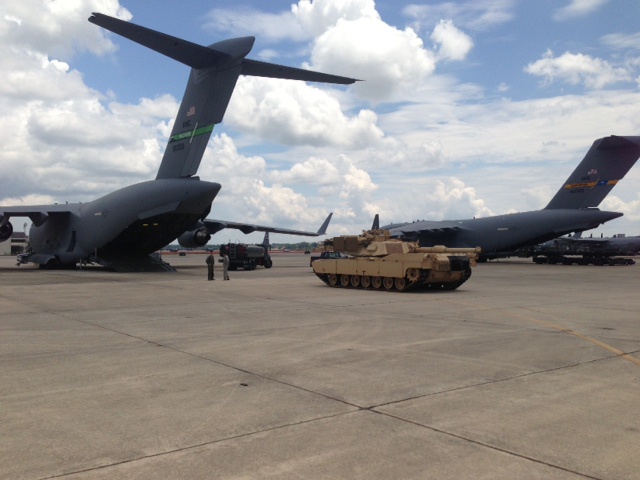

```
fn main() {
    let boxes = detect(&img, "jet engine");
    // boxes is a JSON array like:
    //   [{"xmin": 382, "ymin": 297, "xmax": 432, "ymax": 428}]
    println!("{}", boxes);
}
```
[
  {"xmin": 177, "ymin": 226, "xmax": 211, "ymax": 249},
  {"xmin": 0, "ymin": 221, "xmax": 13, "ymax": 242}
]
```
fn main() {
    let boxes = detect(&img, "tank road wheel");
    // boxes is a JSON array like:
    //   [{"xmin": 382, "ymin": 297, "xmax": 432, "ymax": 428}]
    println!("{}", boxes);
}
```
[
  {"xmin": 406, "ymin": 268, "xmax": 420, "ymax": 283},
  {"xmin": 340, "ymin": 275, "xmax": 351, "ymax": 287},
  {"xmin": 394, "ymin": 277, "xmax": 408, "ymax": 291},
  {"xmin": 372, "ymin": 276, "xmax": 383, "ymax": 289},
  {"xmin": 361, "ymin": 276, "xmax": 372, "ymax": 289},
  {"xmin": 350, "ymin": 275, "xmax": 361, "ymax": 288},
  {"xmin": 328, "ymin": 274, "xmax": 338, "ymax": 287},
  {"xmin": 383, "ymin": 277, "xmax": 395, "ymax": 291}
]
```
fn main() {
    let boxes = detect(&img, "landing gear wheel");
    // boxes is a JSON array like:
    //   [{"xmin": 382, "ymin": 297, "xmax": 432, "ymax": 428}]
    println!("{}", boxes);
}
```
[
  {"xmin": 383, "ymin": 277, "xmax": 395, "ymax": 291},
  {"xmin": 361, "ymin": 276, "xmax": 371, "ymax": 289},
  {"xmin": 340, "ymin": 275, "xmax": 351, "ymax": 287},
  {"xmin": 328, "ymin": 274, "xmax": 338, "ymax": 286},
  {"xmin": 350, "ymin": 275, "xmax": 361, "ymax": 288},
  {"xmin": 372, "ymin": 276, "xmax": 383, "ymax": 289}
]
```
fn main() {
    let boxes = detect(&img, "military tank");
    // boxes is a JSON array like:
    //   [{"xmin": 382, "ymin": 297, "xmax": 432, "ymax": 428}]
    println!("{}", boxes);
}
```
[{"xmin": 312, "ymin": 230, "xmax": 480, "ymax": 292}]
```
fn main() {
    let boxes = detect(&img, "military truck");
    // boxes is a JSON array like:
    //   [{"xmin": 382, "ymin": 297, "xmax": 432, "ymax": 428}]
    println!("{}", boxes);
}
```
[
  {"xmin": 531, "ymin": 237, "xmax": 636, "ymax": 265},
  {"xmin": 312, "ymin": 230, "xmax": 480, "ymax": 292},
  {"xmin": 219, "ymin": 232, "xmax": 273, "ymax": 270}
]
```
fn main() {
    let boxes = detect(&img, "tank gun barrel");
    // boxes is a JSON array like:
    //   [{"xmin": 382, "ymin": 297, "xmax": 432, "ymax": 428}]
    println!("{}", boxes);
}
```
[{"xmin": 414, "ymin": 246, "xmax": 482, "ymax": 255}]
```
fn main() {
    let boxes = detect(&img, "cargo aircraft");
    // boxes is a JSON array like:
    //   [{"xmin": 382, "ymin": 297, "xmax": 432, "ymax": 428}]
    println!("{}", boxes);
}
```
[
  {"xmin": 373, "ymin": 135, "xmax": 640, "ymax": 260},
  {"xmin": 0, "ymin": 13, "xmax": 355, "ymax": 271}
]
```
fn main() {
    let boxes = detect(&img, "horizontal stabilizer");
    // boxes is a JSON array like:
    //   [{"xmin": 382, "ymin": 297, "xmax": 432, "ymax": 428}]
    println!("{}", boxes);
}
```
[
  {"xmin": 242, "ymin": 59, "xmax": 358, "ymax": 85},
  {"xmin": 89, "ymin": 12, "xmax": 359, "ymax": 181},
  {"xmin": 89, "ymin": 13, "xmax": 233, "ymax": 69}
]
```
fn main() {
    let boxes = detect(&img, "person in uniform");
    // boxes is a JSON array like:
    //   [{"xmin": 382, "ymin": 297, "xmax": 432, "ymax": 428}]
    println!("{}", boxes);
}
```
[
  {"xmin": 206, "ymin": 251, "xmax": 215, "ymax": 280},
  {"xmin": 222, "ymin": 249, "xmax": 230, "ymax": 280}
]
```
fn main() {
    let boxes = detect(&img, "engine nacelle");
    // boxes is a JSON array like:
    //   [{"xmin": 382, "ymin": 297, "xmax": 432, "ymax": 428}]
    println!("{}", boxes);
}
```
[
  {"xmin": 177, "ymin": 226, "xmax": 211, "ymax": 249},
  {"xmin": 0, "ymin": 221, "xmax": 13, "ymax": 242}
]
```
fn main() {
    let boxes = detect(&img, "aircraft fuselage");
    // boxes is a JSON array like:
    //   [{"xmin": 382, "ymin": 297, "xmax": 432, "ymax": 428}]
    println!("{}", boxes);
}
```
[
  {"xmin": 28, "ymin": 178, "xmax": 220, "ymax": 264},
  {"xmin": 406, "ymin": 209, "xmax": 623, "ymax": 258}
]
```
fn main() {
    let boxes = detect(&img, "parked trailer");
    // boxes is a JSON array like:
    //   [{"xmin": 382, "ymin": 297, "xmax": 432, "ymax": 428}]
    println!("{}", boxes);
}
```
[{"xmin": 532, "ymin": 239, "xmax": 636, "ymax": 265}]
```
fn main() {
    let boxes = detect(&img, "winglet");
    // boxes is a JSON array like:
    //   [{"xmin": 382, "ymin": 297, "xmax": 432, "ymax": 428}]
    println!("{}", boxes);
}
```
[
  {"xmin": 317, "ymin": 212, "xmax": 333, "ymax": 235},
  {"xmin": 371, "ymin": 214, "xmax": 379, "ymax": 230},
  {"xmin": 261, "ymin": 231, "xmax": 270, "ymax": 248}
]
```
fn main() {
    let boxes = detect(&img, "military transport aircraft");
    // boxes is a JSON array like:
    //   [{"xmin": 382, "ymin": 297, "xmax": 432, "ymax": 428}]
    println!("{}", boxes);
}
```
[
  {"xmin": 374, "ymin": 135, "xmax": 640, "ymax": 260},
  {"xmin": 0, "ymin": 13, "xmax": 355, "ymax": 271}
]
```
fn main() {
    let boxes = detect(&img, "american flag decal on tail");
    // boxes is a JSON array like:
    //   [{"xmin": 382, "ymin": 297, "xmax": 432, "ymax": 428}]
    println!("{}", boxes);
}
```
[{"xmin": 186, "ymin": 106, "xmax": 195, "ymax": 117}]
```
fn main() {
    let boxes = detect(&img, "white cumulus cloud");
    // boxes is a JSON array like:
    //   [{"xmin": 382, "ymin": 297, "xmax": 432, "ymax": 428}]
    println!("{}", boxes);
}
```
[
  {"xmin": 292, "ymin": 0, "xmax": 380, "ymax": 38},
  {"xmin": 431, "ymin": 19, "xmax": 474, "ymax": 62},
  {"xmin": 308, "ymin": 17, "xmax": 435, "ymax": 101},
  {"xmin": 227, "ymin": 77, "xmax": 384, "ymax": 147},
  {"xmin": 525, "ymin": 49, "xmax": 631, "ymax": 89}
]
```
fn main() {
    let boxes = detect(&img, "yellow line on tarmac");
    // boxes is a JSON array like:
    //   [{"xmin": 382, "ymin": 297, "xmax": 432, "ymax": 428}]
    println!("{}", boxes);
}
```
[{"xmin": 513, "ymin": 309, "xmax": 640, "ymax": 367}]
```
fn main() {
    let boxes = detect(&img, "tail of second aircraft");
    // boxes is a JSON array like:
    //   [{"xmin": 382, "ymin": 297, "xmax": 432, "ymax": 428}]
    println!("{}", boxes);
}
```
[
  {"xmin": 544, "ymin": 136, "xmax": 640, "ymax": 210},
  {"xmin": 89, "ymin": 13, "xmax": 357, "ymax": 180}
]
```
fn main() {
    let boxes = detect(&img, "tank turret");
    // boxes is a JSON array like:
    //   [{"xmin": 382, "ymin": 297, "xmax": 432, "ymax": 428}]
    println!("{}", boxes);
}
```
[{"xmin": 313, "ymin": 230, "xmax": 480, "ymax": 292}]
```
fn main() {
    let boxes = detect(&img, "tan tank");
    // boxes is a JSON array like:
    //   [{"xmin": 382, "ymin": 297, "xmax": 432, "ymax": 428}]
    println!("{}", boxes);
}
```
[{"xmin": 312, "ymin": 230, "xmax": 480, "ymax": 292}]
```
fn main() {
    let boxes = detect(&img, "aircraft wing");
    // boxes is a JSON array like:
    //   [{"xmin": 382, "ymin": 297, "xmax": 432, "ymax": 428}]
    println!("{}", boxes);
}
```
[
  {"xmin": 386, "ymin": 220, "xmax": 464, "ymax": 237},
  {"xmin": 0, "ymin": 205, "xmax": 76, "ymax": 227},
  {"xmin": 203, "ymin": 212, "xmax": 333, "ymax": 237}
]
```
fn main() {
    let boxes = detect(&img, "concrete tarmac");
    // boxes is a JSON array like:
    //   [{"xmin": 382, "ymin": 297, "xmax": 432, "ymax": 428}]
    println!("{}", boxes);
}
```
[{"xmin": 1, "ymin": 253, "xmax": 639, "ymax": 479}]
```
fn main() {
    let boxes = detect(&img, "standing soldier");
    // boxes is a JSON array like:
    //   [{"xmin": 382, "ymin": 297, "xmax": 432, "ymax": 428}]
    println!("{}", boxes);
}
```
[
  {"xmin": 221, "ymin": 247, "xmax": 230, "ymax": 280},
  {"xmin": 206, "ymin": 251, "xmax": 215, "ymax": 280}
]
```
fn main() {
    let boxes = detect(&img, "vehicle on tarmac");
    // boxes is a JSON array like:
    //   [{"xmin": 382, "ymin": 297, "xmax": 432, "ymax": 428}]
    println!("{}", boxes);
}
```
[
  {"xmin": 312, "ymin": 230, "xmax": 480, "ymax": 292},
  {"xmin": 531, "ymin": 233, "xmax": 639, "ymax": 265},
  {"xmin": 219, "ymin": 232, "xmax": 273, "ymax": 270},
  {"xmin": 309, "ymin": 251, "xmax": 351, "ymax": 267}
]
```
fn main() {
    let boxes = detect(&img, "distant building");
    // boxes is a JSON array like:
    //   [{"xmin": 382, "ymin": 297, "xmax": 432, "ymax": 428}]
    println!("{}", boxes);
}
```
[
  {"xmin": 12, "ymin": 231, "xmax": 28, "ymax": 254},
  {"xmin": 0, "ymin": 232, "xmax": 29, "ymax": 256}
]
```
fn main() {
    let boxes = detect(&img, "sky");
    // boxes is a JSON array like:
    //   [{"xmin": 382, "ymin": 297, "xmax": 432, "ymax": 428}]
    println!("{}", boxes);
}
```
[{"xmin": 1, "ymin": 0, "xmax": 640, "ymax": 244}]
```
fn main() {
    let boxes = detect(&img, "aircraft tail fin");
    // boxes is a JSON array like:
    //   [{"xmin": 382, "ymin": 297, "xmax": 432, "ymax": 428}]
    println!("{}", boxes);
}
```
[
  {"xmin": 544, "ymin": 136, "xmax": 640, "ymax": 210},
  {"xmin": 89, "ymin": 13, "xmax": 357, "ymax": 180}
]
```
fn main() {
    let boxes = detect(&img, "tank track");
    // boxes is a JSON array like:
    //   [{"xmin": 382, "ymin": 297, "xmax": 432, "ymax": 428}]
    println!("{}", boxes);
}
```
[{"xmin": 314, "ymin": 267, "xmax": 472, "ymax": 292}]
